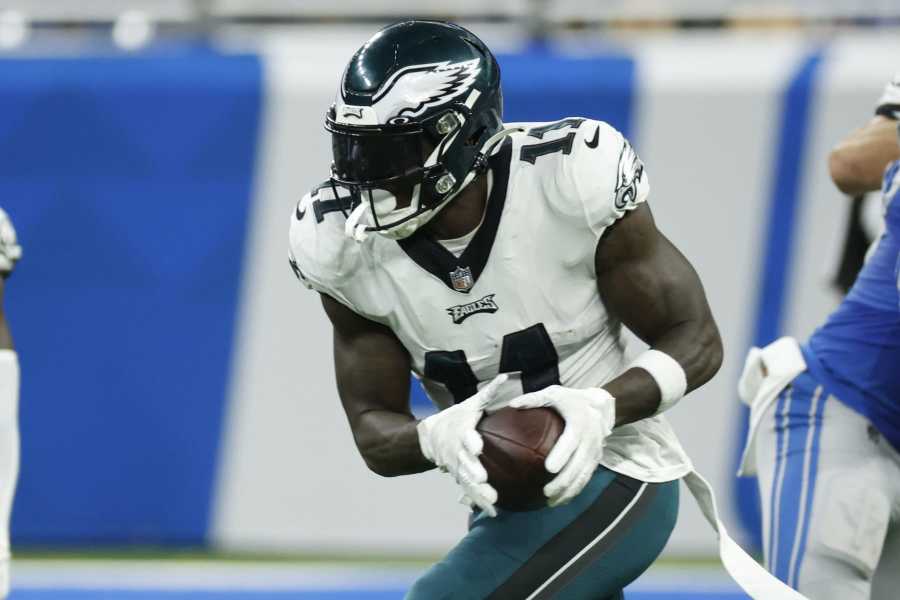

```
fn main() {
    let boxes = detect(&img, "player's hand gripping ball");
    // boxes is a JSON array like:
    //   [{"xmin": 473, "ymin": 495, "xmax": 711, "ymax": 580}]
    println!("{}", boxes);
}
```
[
  {"xmin": 417, "ymin": 374, "xmax": 510, "ymax": 517},
  {"xmin": 502, "ymin": 386, "xmax": 616, "ymax": 508}
]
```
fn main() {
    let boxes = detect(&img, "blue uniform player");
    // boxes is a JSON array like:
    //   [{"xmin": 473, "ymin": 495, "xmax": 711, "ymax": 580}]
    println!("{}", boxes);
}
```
[{"xmin": 739, "ymin": 75, "xmax": 900, "ymax": 600}]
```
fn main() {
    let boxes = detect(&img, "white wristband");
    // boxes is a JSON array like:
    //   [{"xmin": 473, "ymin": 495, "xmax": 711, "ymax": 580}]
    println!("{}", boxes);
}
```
[{"xmin": 629, "ymin": 349, "xmax": 687, "ymax": 415}]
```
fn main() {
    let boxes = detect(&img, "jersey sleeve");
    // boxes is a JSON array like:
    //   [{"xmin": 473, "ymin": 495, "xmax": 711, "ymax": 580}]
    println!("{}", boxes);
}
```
[
  {"xmin": 287, "ymin": 183, "xmax": 362, "ymax": 306},
  {"xmin": 557, "ymin": 120, "xmax": 650, "ymax": 237},
  {"xmin": 875, "ymin": 72, "xmax": 900, "ymax": 120}
]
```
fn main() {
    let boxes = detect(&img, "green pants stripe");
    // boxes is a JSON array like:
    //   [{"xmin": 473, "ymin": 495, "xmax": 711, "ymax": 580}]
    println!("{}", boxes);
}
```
[{"xmin": 406, "ymin": 468, "xmax": 679, "ymax": 600}]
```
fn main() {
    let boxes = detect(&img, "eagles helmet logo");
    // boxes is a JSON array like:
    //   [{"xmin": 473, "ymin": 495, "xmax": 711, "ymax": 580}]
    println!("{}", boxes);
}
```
[{"xmin": 371, "ymin": 59, "xmax": 481, "ymax": 124}]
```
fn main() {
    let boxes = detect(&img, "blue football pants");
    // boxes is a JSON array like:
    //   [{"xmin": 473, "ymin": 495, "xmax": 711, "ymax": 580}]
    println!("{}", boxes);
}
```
[{"xmin": 755, "ymin": 371, "xmax": 900, "ymax": 600}]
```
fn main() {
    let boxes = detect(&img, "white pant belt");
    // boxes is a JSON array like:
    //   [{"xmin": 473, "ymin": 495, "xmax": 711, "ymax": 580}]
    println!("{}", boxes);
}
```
[
  {"xmin": 736, "ymin": 337, "xmax": 807, "ymax": 476},
  {"xmin": 684, "ymin": 470, "xmax": 809, "ymax": 599}
]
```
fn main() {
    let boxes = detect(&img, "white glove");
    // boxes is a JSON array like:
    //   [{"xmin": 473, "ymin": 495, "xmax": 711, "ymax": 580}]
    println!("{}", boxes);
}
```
[
  {"xmin": 509, "ymin": 385, "xmax": 616, "ymax": 507},
  {"xmin": 0, "ymin": 209, "xmax": 21, "ymax": 276},
  {"xmin": 417, "ymin": 374, "xmax": 508, "ymax": 517}
]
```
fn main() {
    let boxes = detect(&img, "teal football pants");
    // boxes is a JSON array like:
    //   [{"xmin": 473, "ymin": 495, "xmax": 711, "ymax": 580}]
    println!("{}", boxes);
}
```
[{"xmin": 406, "ymin": 468, "xmax": 679, "ymax": 600}]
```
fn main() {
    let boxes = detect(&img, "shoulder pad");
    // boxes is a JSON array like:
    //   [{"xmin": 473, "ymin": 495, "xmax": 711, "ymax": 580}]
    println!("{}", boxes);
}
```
[
  {"xmin": 510, "ymin": 118, "xmax": 649, "ymax": 234},
  {"xmin": 288, "ymin": 182, "xmax": 364, "ymax": 297}
]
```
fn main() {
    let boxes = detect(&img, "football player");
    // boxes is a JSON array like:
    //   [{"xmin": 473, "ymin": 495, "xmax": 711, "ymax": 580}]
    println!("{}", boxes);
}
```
[
  {"xmin": 291, "ymin": 20, "xmax": 802, "ymax": 599},
  {"xmin": 0, "ymin": 208, "xmax": 20, "ymax": 598},
  {"xmin": 738, "ymin": 73, "xmax": 900, "ymax": 600}
]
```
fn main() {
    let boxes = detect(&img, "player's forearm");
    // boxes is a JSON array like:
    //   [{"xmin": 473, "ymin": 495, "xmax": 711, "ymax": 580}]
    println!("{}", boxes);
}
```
[
  {"xmin": 603, "ymin": 368, "xmax": 660, "ymax": 427},
  {"xmin": 605, "ymin": 317, "xmax": 722, "ymax": 427},
  {"xmin": 650, "ymin": 316, "xmax": 723, "ymax": 393},
  {"xmin": 829, "ymin": 117, "xmax": 900, "ymax": 195},
  {"xmin": 350, "ymin": 410, "xmax": 435, "ymax": 477}
]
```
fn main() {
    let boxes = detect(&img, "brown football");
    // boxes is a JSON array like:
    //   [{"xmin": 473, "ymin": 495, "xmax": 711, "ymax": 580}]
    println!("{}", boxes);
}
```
[{"xmin": 476, "ymin": 406, "xmax": 565, "ymax": 511}]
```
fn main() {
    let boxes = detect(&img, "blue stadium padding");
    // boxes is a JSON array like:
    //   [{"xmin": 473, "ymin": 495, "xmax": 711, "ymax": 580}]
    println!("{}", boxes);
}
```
[
  {"xmin": 498, "ymin": 48, "xmax": 636, "ymax": 137},
  {"xmin": 0, "ymin": 48, "xmax": 262, "ymax": 544},
  {"xmin": 732, "ymin": 49, "xmax": 825, "ymax": 551},
  {"xmin": 409, "ymin": 47, "xmax": 636, "ymax": 410}
]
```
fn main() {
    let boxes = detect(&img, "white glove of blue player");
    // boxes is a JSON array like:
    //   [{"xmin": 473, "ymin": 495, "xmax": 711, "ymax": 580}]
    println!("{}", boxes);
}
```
[
  {"xmin": 510, "ymin": 386, "xmax": 616, "ymax": 507},
  {"xmin": 0, "ymin": 209, "xmax": 20, "ymax": 276},
  {"xmin": 417, "ymin": 374, "xmax": 508, "ymax": 517}
]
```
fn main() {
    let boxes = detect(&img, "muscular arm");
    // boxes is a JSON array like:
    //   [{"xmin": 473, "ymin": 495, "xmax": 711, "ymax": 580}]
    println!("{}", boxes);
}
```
[
  {"xmin": 828, "ymin": 116, "xmax": 900, "ymax": 195},
  {"xmin": 594, "ymin": 204, "xmax": 723, "ymax": 426},
  {"xmin": 321, "ymin": 293, "xmax": 433, "ymax": 477}
]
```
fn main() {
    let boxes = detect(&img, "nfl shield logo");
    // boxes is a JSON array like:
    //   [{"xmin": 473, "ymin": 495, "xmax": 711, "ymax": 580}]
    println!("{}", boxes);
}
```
[{"xmin": 449, "ymin": 266, "xmax": 474, "ymax": 292}]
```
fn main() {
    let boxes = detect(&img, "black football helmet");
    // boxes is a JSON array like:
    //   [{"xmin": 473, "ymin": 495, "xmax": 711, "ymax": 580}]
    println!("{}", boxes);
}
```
[{"xmin": 326, "ymin": 20, "xmax": 505, "ymax": 240}]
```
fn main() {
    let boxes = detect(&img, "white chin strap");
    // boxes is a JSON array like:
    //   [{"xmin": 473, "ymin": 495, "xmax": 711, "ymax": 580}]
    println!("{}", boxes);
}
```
[
  {"xmin": 343, "ymin": 187, "xmax": 419, "ymax": 242},
  {"xmin": 344, "ymin": 201, "xmax": 371, "ymax": 242},
  {"xmin": 343, "ymin": 126, "xmax": 523, "ymax": 243}
]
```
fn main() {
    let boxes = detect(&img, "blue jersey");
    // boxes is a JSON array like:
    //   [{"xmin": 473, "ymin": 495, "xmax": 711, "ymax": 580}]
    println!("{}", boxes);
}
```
[{"xmin": 805, "ymin": 160, "xmax": 900, "ymax": 450}]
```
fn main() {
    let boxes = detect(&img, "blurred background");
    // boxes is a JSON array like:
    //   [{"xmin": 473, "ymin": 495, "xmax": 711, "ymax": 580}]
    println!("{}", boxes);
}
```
[{"xmin": 0, "ymin": 0, "xmax": 897, "ymax": 598}]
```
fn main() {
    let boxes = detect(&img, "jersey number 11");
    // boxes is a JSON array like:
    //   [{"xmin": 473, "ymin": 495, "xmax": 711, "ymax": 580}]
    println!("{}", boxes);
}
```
[{"xmin": 423, "ymin": 323, "xmax": 560, "ymax": 403}]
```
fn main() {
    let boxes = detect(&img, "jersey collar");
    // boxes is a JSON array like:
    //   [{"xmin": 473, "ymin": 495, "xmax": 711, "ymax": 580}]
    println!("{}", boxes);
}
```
[{"xmin": 397, "ymin": 138, "xmax": 512, "ymax": 294}]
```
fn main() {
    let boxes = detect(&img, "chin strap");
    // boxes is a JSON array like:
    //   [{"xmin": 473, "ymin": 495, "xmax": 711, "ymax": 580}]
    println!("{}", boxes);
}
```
[
  {"xmin": 400, "ymin": 126, "xmax": 524, "ymax": 235},
  {"xmin": 344, "ymin": 201, "xmax": 370, "ymax": 242},
  {"xmin": 479, "ymin": 126, "xmax": 524, "ymax": 158}
]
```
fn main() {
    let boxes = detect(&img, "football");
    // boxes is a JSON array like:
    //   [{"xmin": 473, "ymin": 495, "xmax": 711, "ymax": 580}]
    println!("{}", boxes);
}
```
[{"xmin": 476, "ymin": 406, "xmax": 565, "ymax": 511}]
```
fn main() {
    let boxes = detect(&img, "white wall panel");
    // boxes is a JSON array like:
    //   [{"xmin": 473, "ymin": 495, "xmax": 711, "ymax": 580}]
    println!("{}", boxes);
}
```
[{"xmin": 633, "ymin": 34, "xmax": 806, "ymax": 553}]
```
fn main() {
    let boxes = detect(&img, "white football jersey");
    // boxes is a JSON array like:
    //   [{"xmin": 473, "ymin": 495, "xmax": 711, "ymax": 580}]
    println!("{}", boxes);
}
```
[
  {"xmin": 876, "ymin": 72, "xmax": 900, "ymax": 119},
  {"xmin": 289, "ymin": 118, "xmax": 693, "ymax": 483}
]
